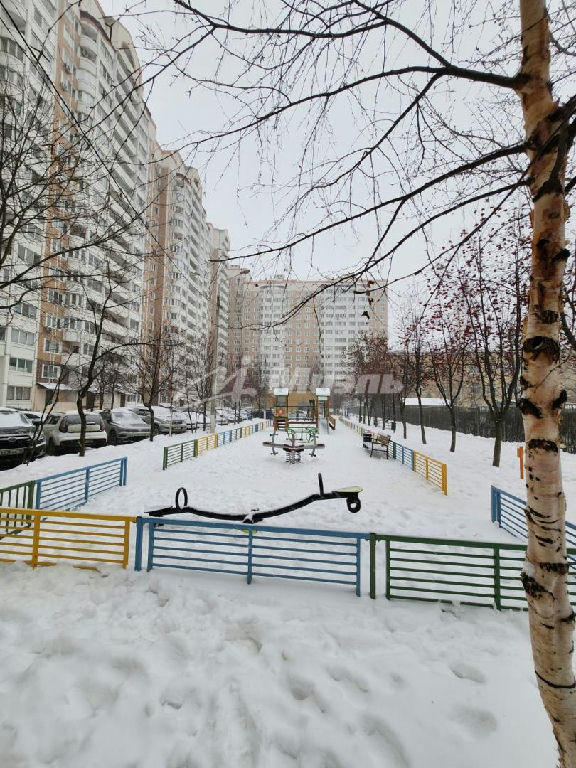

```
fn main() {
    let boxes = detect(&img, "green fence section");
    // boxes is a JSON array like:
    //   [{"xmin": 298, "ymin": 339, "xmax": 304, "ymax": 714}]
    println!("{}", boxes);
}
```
[
  {"xmin": 369, "ymin": 533, "xmax": 576, "ymax": 609},
  {"xmin": 163, "ymin": 420, "xmax": 273, "ymax": 470},
  {"xmin": 0, "ymin": 480, "xmax": 35, "ymax": 509},
  {"xmin": 0, "ymin": 481, "xmax": 36, "ymax": 537}
]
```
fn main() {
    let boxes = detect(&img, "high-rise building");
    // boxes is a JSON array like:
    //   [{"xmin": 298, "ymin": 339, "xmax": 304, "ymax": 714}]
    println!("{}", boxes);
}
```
[
  {"xmin": 0, "ymin": 0, "xmax": 229, "ymax": 411},
  {"xmin": 226, "ymin": 272, "xmax": 388, "ymax": 390}
]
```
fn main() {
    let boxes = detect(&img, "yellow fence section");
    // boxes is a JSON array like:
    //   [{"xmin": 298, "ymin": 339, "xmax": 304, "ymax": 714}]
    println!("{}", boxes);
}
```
[
  {"xmin": 196, "ymin": 436, "xmax": 210, "ymax": 456},
  {"xmin": 206, "ymin": 434, "xmax": 218, "ymax": 450},
  {"xmin": 413, "ymin": 451, "xmax": 448, "ymax": 495},
  {"xmin": 0, "ymin": 507, "xmax": 135, "ymax": 568},
  {"xmin": 242, "ymin": 426, "xmax": 251, "ymax": 437},
  {"xmin": 339, "ymin": 417, "xmax": 448, "ymax": 496}
]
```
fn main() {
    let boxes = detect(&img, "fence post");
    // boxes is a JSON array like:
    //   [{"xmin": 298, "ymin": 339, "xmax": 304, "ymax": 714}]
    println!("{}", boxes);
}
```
[
  {"xmin": 193, "ymin": 439, "xmax": 198, "ymax": 458},
  {"xmin": 369, "ymin": 533, "xmax": 376, "ymax": 599},
  {"xmin": 31, "ymin": 513, "xmax": 41, "ymax": 567},
  {"xmin": 517, "ymin": 445, "xmax": 524, "ymax": 479},
  {"xmin": 491, "ymin": 486, "xmax": 501, "ymax": 524},
  {"xmin": 425, "ymin": 457, "xmax": 430, "ymax": 481},
  {"xmin": 84, "ymin": 467, "xmax": 91, "ymax": 503},
  {"xmin": 385, "ymin": 537, "xmax": 391, "ymax": 600},
  {"xmin": 35, "ymin": 480, "xmax": 42, "ymax": 510},
  {"xmin": 181, "ymin": 443, "xmax": 185, "ymax": 463},
  {"xmin": 356, "ymin": 537, "xmax": 362, "ymax": 597},
  {"xmin": 134, "ymin": 517, "xmax": 144, "ymax": 571},
  {"xmin": 122, "ymin": 520, "xmax": 131, "ymax": 568},
  {"xmin": 120, "ymin": 458, "xmax": 127, "ymax": 486},
  {"xmin": 146, "ymin": 522, "xmax": 155, "ymax": 571},
  {"xmin": 441, "ymin": 464, "xmax": 448, "ymax": 496},
  {"xmin": 411, "ymin": 450, "xmax": 416, "ymax": 472},
  {"xmin": 26, "ymin": 480, "xmax": 36, "ymax": 509},
  {"xmin": 493, "ymin": 545, "xmax": 502, "ymax": 610},
  {"xmin": 247, "ymin": 529, "xmax": 253, "ymax": 584}
]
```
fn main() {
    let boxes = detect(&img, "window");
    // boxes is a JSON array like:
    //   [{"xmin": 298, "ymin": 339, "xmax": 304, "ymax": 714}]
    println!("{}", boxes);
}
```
[
  {"xmin": 47, "ymin": 289, "xmax": 64, "ymax": 305},
  {"xmin": 9, "ymin": 357, "xmax": 33, "ymax": 373},
  {"xmin": 11, "ymin": 328, "xmax": 35, "ymax": 346},
  {"xmin": 82, "ymin": 343, "xmax": 94, "ymax": 355},
  {"xmin": 7, "ymin": 386, "xmax": 31, "ymax": 401},
  {"xmin": 41, "ymin": 364, "xmax": 60, "ymax": 379},
  {"xmin": 13, "ymin": 302, "xmax": 37, "ymax": 319},
  {"xmin": 45, "ymin": 314, "xmax": 61, "ymax": 329},
  {"xmin": 44, "ymin": 339, "xmax": 60, "ymax": 353}
]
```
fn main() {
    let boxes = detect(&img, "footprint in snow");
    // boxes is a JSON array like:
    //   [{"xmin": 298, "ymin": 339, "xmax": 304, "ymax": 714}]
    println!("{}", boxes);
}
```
[
  {"xmin": 449, "ymin": 661, "xmax": 486, "ymax": 684},
  {"xmin": 452, "ymin": 705, "xmax": 497, "ymax": 737}
]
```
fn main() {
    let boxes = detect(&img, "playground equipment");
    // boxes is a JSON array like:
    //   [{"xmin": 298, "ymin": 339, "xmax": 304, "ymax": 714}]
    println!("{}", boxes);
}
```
[
  {"xmin": 263, "ymin": 425, "xmax": 325, "ymax": 462},
  {"xmin": 148, "ymin": 473, "xmax": 362, "ymax": 522},
  {"xmin": 267, "ymin": 388, "xmax": 333, "ymax": 461}
]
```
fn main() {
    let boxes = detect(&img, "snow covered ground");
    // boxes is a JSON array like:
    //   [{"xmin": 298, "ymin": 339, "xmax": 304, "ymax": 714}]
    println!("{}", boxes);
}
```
[{"xmin": 1, "ymin": 420, "xmax": 573, "ymax": 767}]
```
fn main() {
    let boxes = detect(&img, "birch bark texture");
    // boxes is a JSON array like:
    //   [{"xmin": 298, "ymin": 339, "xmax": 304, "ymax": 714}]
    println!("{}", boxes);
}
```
[{"xmin": 517, "ymin": 2, "xmax": 575, "ymax": 764}]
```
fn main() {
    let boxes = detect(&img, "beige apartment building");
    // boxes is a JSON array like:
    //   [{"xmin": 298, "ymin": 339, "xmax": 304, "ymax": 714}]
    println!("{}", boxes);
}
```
[
  {"xmin": 227, "ymin": 271, "xmax": 388, "ymax": 389},
  {"xmin": 1, "ymin": 0, "xmax": 229, "ymax": 411}
]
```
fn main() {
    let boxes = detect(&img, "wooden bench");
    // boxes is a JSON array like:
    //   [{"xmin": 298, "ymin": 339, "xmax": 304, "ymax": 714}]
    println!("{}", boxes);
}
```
[{"xmin": 362, "ymin": 432, "xmax": 391, "ymax": 458}]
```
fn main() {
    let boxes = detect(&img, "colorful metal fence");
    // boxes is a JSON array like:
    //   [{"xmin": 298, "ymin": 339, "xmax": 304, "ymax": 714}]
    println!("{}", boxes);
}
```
[
  {"xmin": 0, "ymin": 480, "xmax": 35, "ymax": 511},
  {"xmin": 135, "ymin": 517, "xmax": 368, "ymax": 595},
  {"xmin": 163, "ymin": 420, "xmax": 272, "ymax": 470},
  {"xmin": 340, "ymin": 417, "xmax": 448, "ymax": 495},
  {"xmin": 35, "ymin": 457, "xmax": 128, "ymax": 511},
  {"xmin": 0, "ymin": 507, "xmax": 135, "ymax": 568},
  {"xmin": 369, "ymin": 532, "xmax": 576, "ymax": 609},
  {"xmin": 491, "ymin": 485, "xmax": 576, "ymax": 547}
]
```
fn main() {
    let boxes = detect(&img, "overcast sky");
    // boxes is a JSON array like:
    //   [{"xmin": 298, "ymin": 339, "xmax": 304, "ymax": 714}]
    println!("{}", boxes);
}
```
[{"xmin": 104, "ymin": 0, "xmax": 574, "ymax": 335}]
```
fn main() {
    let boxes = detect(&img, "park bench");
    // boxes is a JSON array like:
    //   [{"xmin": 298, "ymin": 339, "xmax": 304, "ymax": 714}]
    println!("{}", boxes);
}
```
[{"xmin": 362, "ymin": 432, "xmax": 391, "ymax": 459}]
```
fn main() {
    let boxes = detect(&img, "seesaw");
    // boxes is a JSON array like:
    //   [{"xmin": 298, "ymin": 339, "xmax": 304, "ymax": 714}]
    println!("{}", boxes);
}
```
[
  {"xmin": 263, "ymin": 427, "xmax": 325, "ymax": 463},
  {"xmin": 147, "ymin": 473, "xmax": 362, "ymax": 522}
]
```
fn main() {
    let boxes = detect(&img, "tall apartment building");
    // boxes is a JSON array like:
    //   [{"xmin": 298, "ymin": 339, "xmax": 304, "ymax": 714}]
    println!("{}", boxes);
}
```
[
  {"xmin": 143, "ymin": 148, "xmax": 211, "ymax": 347},
  {"xmin": 0, "ymin": 0, "xmax": 229, "ymax": 411},
  {"xmin": 207, "ymin": 224, "xmax": 230, "ymax": 364},
  {"xmin": 0, "ymin": 0, "xmax": 59, "ymax": 408},
  {"xmin": 226, "ymin": 272, "xmax": 388, "ymax": 390}
]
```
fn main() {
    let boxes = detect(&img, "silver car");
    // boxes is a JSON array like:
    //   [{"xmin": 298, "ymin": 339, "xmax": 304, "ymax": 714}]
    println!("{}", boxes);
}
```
[{"xmin": 100, "ymin": 408, "xmax": 150, "ymax": 445}]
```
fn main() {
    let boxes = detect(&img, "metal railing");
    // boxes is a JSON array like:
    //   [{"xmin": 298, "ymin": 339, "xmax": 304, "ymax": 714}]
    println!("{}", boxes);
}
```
[
  {"xmin": 163, "ymin": 421, "xmax": 272, "ymax": 470},
  {"xmin": 491, "ymin": 485, "xmax": 576, "ymax": 546},
  {"xmin": 35, "ymin": 457, "xmax": 128, "ymax": 510},
  {"xmin": 0, "ymin": 506, "xmax": 135, "ymax": 568},
  {"xmin": 135, "ymin": 517, "xmax": 369, "ymax": 595},
  {"xmin": 340, "ymin": 417, "xmax": 448, "ymax": 495},
  {"xmin": 369, "ymin": 532, "xmax": 576, "ymax": 609}
]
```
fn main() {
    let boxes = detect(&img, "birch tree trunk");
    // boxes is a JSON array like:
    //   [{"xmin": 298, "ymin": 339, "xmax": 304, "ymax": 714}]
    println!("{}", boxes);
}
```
[{"xmin": 516, "ymin": 2, "xmax": 575, "ymax": 764}]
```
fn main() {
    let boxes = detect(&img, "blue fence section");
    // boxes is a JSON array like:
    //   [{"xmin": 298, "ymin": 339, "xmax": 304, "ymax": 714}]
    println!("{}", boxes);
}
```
[
  {"xmin": 491, "ymin": 485, "xmax": 576, "ymax": 547},
  {"xmin": 391, "ymin": 442, "xmax": 414, "ymax": 468},
  {"xmin": 35, "ymin": 457, "xmax": 128, "ymax": 511},
  {"xmin": 135, "ymin": 517, "xmax": 368, "ymax": 595}
]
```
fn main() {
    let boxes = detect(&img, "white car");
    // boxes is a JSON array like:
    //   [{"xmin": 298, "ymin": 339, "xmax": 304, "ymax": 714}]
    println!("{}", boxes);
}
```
[
  {"xmin": 43, "ymin": 411, "xmax": 108, "ymax": 454},
  {"xmin": 126, "ymin": 405, "xmax": 187, "ymax": 435}
]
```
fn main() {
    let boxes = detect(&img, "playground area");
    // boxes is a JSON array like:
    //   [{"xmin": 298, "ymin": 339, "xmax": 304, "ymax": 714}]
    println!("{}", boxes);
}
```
[{"xmin": 1, "ymin": 420, "xmax": 574, "ymax": 767}]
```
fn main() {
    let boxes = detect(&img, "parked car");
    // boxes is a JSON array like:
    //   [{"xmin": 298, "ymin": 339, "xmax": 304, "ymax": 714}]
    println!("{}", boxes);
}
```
[
  {"xmin": 0, "ymin": 408, "xmax": 46, "ymax": 465},
  {"xmin": 176, "ymin": 408, "xmax": 200, "ymax": 431},
  {"xmin": 125, "ymin": 405, "xmax": 188, "ymax": 435},
  {"xmin": 100, "ymin": 408, "xmax": 149, "ymax": 445},
  {"xmin": 18, "ymin": 410, "xmax": 44, "ymax": 427},
  {"xmin": 43, "ymin": 411, "xmax": 107, "ymax": 454}
]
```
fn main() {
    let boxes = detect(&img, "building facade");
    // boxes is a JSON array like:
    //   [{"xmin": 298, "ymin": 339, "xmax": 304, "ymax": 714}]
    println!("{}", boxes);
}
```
[
  {"xmin": 0, "ymin": 0, "xmax": 228, "ymax": 411},
  {"xmin": 226, "ymin": 272, "xmax": 388, "ymax": 390}
]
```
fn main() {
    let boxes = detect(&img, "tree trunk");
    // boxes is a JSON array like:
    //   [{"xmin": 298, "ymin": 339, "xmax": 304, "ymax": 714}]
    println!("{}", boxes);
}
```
[
  {"xmin": 517, "ymin": 3, "xmax": 575, "ymax": 764},
  {"xmin": 449, "ymin": 407, "xmax": 457, "ymax": 453},
  {"xmin": 492, "ymin": 418, "xmax": 503, "ymax": 468},
  {"xmin": 77, "ymin": 395, "xmax": 86, "ymax": 458},
  {"xmin": 416, "ymin": 392, "xmax": 427, "ymax": 445}
]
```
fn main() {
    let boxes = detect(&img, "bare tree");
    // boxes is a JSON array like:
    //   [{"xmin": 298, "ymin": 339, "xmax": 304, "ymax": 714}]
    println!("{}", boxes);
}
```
[
  {"xmin": 422, "ymin": 279, "xmax": 470, "ymax": 452},
  {"xmin": 137, "ymin": 2, "xmax": 576, "ymax": 756},
  {"xmin": 459, "ymin": 216, "xmax": 528, "ymax": 466}
]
